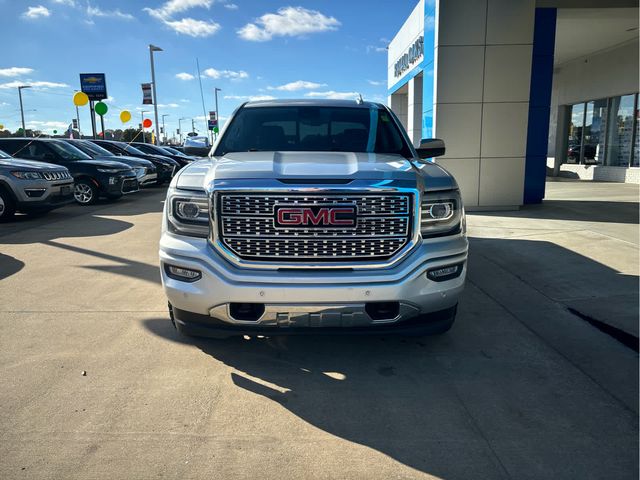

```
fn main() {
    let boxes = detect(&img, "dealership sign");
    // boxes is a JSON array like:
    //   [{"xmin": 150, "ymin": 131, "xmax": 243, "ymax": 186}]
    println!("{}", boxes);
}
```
[
  {"xmin": 79, "ymin": 73, "xmax": 107, "ymax": 101},
  {"xmin": 394, "ymin": 36, "xmax": 424, "ymax": 78}
]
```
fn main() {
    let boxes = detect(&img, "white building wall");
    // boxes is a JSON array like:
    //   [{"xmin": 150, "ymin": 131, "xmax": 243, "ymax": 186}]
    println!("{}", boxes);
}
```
[
  {"xmin": 433, "ymin": 0, "xmax": 535, "ymax": 208},
  {"xmin": 548, "ymin": 39, "xmax": 639, "ymax": 157},
  {"xmin": 388, "ymin": 0, "xmax": 425, "ymax": 89}
]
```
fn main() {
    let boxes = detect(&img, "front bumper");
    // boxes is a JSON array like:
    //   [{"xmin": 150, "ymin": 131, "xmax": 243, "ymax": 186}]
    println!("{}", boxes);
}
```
[
  {"xmin": 160, "ymin": 230, "xmax": 468, "ymax": 335},
  {"xmin": 14, "ymin": 180, "xmax": 75, "ymax": 211}
]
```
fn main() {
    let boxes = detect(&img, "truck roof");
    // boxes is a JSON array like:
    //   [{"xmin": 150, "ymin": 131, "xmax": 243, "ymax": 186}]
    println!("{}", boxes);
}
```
[{"xmin": 243, "ymin": 98, "xmax": 385, "ymax": 109}]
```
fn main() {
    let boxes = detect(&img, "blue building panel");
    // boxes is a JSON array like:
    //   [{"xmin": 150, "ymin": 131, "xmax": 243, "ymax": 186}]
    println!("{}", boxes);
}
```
[{"xmin": 524, "ymin": 8, "xmax": 557, "ymax": 205}]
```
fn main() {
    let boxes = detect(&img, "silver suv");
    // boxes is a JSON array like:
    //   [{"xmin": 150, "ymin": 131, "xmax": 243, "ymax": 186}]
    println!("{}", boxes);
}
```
[
  {"xmin": 160, "ymin": 99, "xmax": 468, "ymax": 338},
  {"xmin": 0, "ymin": 149, "xmax": 74, "ymax": 221}
]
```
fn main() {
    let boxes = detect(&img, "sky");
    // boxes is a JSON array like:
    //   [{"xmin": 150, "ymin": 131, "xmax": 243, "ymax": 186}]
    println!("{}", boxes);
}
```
[{"xmin": 0, "ymin": 0, "xmax": 415, "ymax": 139}]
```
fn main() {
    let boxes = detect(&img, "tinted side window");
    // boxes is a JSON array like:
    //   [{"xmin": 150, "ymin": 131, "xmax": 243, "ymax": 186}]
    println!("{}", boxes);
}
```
[
  {"xmin": 18, "ymin": 142, "xmax": 55, "ymax": 162},
  {"xmin": 0, "ymin": 140, "xmax": 22, "ymax": 156}
]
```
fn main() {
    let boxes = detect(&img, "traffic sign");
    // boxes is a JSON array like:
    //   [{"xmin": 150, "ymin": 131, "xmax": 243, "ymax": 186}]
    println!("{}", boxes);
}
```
[
  {"xmin": 79, "ymin": 73, "xmax": 107, "ymax": 101},
  {"xmin": 141, "ymin": 83, "xmax": 152, "ymax": 105}
]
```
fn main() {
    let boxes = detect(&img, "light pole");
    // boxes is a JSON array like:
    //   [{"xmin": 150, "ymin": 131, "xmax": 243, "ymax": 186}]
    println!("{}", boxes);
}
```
[
  {"xmin": 178, "ymin": 117, "xmax": 188, "ymax": 145},
  {"xmin": 214, "ymin": 87, "xmax": 221, "ymax": 141},
  {"xmin": 73, "ymin": 89, "xmax": 82, "ymax": 137},
  {"xmin": 18, "ymin": 85, "xmax": 31, "ymax": 136},
  {"xmin": 140, "ymin": 110, "xmax": 149, "ymax": 143},
  {"xmin": 149, "ymin": 44, "xmax": 162, "ymax": 145},
  {"xmin": 161, "ymin": 114, "xmax": 169, "ymax": 144}
]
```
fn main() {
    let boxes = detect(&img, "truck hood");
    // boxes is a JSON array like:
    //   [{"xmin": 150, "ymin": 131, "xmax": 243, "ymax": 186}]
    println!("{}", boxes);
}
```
[{"xmin": 174, "ymin": 152, "xmax": 458, "ymax": 192}]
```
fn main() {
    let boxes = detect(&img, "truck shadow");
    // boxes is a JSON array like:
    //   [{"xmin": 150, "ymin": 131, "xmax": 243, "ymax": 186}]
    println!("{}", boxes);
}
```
[{"xmin": 0, "ymin": 252, "xmax": 24, "ymax": 281}]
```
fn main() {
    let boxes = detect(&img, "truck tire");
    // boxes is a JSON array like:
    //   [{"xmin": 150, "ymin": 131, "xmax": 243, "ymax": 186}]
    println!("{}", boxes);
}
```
[
  {"xmin": 74, "ymin": 179, "xmax": 98, "ymax": 205},
  {"xmin": 0, "ymin": 188, "xmax": 16, "ymax": 222}
]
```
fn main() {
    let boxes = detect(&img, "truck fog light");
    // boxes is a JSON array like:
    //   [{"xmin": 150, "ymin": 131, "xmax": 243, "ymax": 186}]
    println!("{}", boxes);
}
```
[
  {"xmin": 427, "ymin": 263, "xmax": 463, "ymax": 282},
  {"xmin": 165, "ymin": 264, "xmax": 202, "ymax": 282}
]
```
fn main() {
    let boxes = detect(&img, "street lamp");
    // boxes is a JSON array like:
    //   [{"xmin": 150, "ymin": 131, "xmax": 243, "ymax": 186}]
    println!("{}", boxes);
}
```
[
  {"xmin": 161, "ymin": 114, "xmax": 170, "ymax": 145},
  {"xmin": 178, "ymin": 117, "xmax": 188, "ymax": 145},
  {"xmin": 140, "ymin": 110, "xmax": 149, "ymax": 143},
  {"xmin": 18, "ymin": 85, "xmax": 31, "ymax": 136},
  {"xmin": 149, "ymin": 44, "xmax": 162, "ymax": 146},
  {"xmin": 214, "ymin": 87, "xmax": 221, "ymax": 142}
]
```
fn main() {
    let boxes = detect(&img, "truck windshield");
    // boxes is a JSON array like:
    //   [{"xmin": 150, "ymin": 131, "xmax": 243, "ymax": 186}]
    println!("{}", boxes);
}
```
[{"xmin": 214, "ymin": 106, "xmax": 412, "ymax": 157}]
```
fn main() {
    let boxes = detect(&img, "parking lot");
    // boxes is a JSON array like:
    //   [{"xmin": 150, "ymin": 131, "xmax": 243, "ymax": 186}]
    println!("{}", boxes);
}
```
[{"xmin": 0, "ymin": 181, "xmax": 638, "ymax": 479}]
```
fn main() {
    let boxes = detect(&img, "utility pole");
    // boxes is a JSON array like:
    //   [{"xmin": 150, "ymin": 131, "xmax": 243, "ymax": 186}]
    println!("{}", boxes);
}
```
[
  {"xmin": 161, "ymin": 114, "xmax": 169, "ymax": 145},
  {"xmin": 18, "ymin": 85, "xmax": 31, "ymax": 136},
  {"xmin": 140, "ymin": 110, "xmax": 149, "ymax": 143},
  {"xmin": 149, "ymin": 44, "xmax": 163, "ymax": 145},
  {"xmin": 191, "ymin": 118, "xmax": 195, "ymax": 135},
  {"xmin": 178, "ymin": 117, "xmax": 188, "ymax": 145},
  {"xmin": 214, "ymin": 87, "xmax": 221, "ymax": 141}
]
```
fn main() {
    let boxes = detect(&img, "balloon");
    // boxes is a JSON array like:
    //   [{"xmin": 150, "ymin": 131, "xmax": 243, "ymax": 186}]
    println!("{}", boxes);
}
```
[
  {"xmin": 142, "ymin": 118, "xmax": 152, "ymax": 128},
  {"xmin": 94, "ymin": 101, "xmax": 108, "ymax": 116},
  {"xmin": 120, "ymin": 110, "xmax": 131, "ymax": 123},
  {"xmin": 53, "ymin": 130, "xmax": 58, "ymax": 134},
  {"xmin": 73, "ymin": 91, "xmax": 89, "ymax": 107},
  {"xmin": 0, "ymin": 124, "xmax": 4, "ymax": 130}
]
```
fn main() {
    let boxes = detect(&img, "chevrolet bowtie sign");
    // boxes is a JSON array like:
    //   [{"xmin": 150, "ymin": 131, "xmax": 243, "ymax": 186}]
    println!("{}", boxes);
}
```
[{"xmin": 394, "ymin": 36, "xmax": 424, "ymax": 78}]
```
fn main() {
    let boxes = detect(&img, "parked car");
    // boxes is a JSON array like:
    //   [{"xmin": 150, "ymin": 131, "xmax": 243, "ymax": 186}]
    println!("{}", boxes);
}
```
[
  {"xmin": 90, "ymin": 140, "xmax": 178, "ymax": 185},
  {"xmin": 130, "ymin": 142, "xmax": 194, "ymax": 169},
  {"xmin": 567, "ymin": 143, "xmax": 597, "ymax": 164},
  {"xmin": 160, "ymin": 99, "xmax": 467, "ymax": 338},
  {"xmin": 0, "ymin": 148, "xmax": 74, "ymax": 221},
  {"xmin": 0, "ymin": 138, "xmax": 138, "ymax": 205},
  {"xmin": 160, "ymin": 145, "xmax": 195, "ymax": 159},
  {"xmin": 183, "ymin": 136, "xmax": 210, "ymax": 157},
  {"xmin": 63, "ymin": 139, "xmax": 157, "ymax": 187}
]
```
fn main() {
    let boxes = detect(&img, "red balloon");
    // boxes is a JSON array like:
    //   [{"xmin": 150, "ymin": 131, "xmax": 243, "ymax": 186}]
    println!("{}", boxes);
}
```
[{"xmin": 142, "ymin": 118, "xmax": 152, "ymax": 128}]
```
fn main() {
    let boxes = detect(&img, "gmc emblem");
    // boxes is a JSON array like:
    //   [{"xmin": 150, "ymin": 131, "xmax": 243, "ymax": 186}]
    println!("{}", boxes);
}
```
[{"xmin": 275, "ymin": 205, "xmax": 356, "ymax": 228}]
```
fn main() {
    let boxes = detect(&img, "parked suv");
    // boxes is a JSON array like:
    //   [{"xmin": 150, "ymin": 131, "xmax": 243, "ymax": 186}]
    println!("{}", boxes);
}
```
[
  {"xmin": 90, "ymin": 140, "xmax": 178, "ymax": 185},
  {"xmin": 130, "ymin": 142, "xmax": 193, "ymax": 169},
  {"xmin": 0, "ymin": 148, "xmax": 74, "ymax": 221},
  {"xmin": 160, "ymin": 99, "xmax": 468, "ymax": 338},
  {"xmin": 63, "ymin": 139, "xmax": 157, "ymax": 187},
  {"xmin": 0, "ymin": 138, "xmax": 138, "ymax": 205}
]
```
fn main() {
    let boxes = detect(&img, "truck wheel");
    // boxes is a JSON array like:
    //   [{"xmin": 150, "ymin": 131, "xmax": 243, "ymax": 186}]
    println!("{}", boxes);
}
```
[
  {"xmin": 0, "ymin": 189, "xmax": 16, "ymax": 222},
  {"xmin": 74, "ymin": 180, "xmax": 98, "ymax": 205}
]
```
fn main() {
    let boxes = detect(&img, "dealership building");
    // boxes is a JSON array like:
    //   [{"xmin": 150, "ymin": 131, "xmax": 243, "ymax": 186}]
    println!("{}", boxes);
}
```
[{"xmin": 388, "ymin": 0, "xmax": 639, "ymax": 208}]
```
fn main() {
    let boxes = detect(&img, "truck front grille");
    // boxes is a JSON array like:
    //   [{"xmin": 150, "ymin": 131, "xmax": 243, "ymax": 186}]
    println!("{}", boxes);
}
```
[{"xmin": 215, "ymin": 193, "xmax": 413, "ymax": 262}]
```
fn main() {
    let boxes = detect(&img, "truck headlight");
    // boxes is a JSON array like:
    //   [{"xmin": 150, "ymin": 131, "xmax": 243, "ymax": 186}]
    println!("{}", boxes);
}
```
[
  {"xmin": 420, "ymin": 190, "xmax": 464, "ymax": 238},
  {"xmin": 167, "ymin": 189, "xmax": 209, "ymax": 238}
]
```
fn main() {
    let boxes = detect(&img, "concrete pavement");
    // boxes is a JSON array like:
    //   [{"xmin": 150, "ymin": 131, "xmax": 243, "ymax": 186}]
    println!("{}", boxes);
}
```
[{"xmin": 0, "ymin": 183, "xmax": 637, "ymax": 479}]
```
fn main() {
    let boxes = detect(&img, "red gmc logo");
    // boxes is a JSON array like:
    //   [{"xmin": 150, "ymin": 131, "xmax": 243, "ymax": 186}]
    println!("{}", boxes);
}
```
[{"xmin": 276, "ymin": 206, "xmax": 356, "ymax": 228}]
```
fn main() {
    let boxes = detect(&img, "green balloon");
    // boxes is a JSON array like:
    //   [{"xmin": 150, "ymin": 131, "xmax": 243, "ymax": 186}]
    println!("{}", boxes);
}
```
[
  {"xmin": 53, "ymin": 130, "xmax": 58, "ymax": 134},
  {"xmin": 95, "ymin": 101, "xmax": 108, "ymax": 116}
]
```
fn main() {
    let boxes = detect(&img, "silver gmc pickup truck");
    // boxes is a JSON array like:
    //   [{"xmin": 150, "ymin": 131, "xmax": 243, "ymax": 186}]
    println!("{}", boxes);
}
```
[{"xmin": 160, "ymin": 99, "xmax": 468, "ymax": 338}]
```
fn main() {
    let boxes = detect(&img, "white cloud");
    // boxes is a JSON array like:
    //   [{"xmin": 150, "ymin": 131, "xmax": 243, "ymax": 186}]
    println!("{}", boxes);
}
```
[
  {"xmin": 238, "ymin": 7, "xmax": 340, "ymax": 42},
  {"xmin": 27, "ymin": 120, "xmax": 69, "ymax": 129},
  {"xmin": 367, "ymin": 80, "xmax": 385, "ymax": 86},
  {"xmin": 87, "ymin": 5, "xmax": 134, "ymax": 20},
  {"xmin": 203, "ymin": 68, "xmax": 248, "ymax": 80},
  {"xmin": 0, "ymin": 67, "xmax": 34, "ymax": 78},
  {"xmin": 176, "ymin": 72, "xmax": 195, "ymax": 80},
  {"xmin": 157, "ymin": 103, "xmax": 180, "ymax": 108},
  {"xmin": 0, "ymin": 80, "xmax": 69, "ymax": 89},
  {"xmin": 145, "ymin": 0, "xmax": 213, "ymax": 19},
  {"xmin": 305, "ymin": 91, "xmax": 359, "ymax": 100},
  {"xmin": 23, "ymin": 6, "xmax": 51, "ymax": 19},
  {"xmin": 366, "ymin": 45, "xmax": 387, "ymax": 53},
  {"xmin": 144, "ymin": 0, "xmax": 219, "ymax": 37},
  {"xmin": 163, "ymin": 17, "xmax": 220, "ymax": 37},
  {"xmin": 51, "ymin": 0, "xmax": 76, "ymax": 5},
  {"xmin": 224, "ymin": 95, "xmax": 276, "ymax": 101},
  {"xmin": 224, "ymin": 3, "xmax": 238, "ymax": 9},
  {"xmin": 268, "ymin": 80, "xmax": 327, "ymax": 91}
]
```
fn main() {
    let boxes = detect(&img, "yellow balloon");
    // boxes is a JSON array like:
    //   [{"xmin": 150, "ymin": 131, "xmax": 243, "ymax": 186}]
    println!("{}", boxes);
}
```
[
  {"xmin": 73, "ymin": 91, "xmax": 89, "ymax": 107},
  {"xmin": 120, "ymin": 110, "xmax": 132, "ymax": 123},
  {"xmin": 0, "ymin": 124, "xmax": 4, "ymax": 130}
]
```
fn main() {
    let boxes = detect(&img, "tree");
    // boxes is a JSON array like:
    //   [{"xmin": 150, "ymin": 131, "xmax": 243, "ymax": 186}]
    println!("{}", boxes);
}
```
[{"xmin": 122, "ymin": 128, "xmax": 150, "ymax": 143}]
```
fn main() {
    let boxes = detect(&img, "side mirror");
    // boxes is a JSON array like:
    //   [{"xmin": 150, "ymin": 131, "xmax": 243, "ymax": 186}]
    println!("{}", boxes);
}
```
[{"xmin": 415, "ymin": 138, "xmax": 445, "ymax": 160}]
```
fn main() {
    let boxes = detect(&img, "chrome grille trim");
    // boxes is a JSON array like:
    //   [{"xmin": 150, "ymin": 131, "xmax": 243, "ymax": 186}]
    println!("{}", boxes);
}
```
[
  {"xmin": 215, "ymin": 192, "xmax": 413, "ymax": 262},
  {"xmin": 42, "ymin": 170, "xmax": 71, "ymax": 181}
]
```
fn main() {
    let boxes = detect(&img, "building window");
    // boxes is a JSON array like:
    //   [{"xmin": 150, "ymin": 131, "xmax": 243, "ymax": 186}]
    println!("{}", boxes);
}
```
[{"xmin": 566, "ymin": 93, "xmax": 639, "ymax": 167}]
